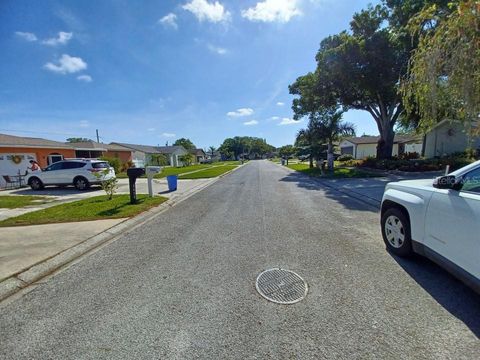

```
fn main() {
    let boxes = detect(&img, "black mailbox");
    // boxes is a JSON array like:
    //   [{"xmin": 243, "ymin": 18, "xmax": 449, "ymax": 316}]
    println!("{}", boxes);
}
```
[{"xmin": 127, "ymin": 167, "xmax": 145, "ymax": 204}]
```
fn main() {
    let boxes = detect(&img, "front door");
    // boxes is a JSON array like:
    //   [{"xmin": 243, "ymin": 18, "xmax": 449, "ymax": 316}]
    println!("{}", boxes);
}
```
[{"xmin": 424, "ymin": 167, "xmax": 480, "ymax": 279}]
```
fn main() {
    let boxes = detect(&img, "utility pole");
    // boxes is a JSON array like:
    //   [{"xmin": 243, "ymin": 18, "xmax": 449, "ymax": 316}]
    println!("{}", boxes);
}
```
[{"xmin": 96, "ymin": 129, "xmax": 100, "ymax": 143}]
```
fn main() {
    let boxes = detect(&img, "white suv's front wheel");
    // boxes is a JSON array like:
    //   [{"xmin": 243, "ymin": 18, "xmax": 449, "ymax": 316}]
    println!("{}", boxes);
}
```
[
  {"xmin": 28, "ymin": 177, "xmax": 44, "ymax": 190},
  {"xmin": 381, "ymin": 207, "xmax": 412, "ymax": 257},
  {"xmin": 73, "ymin": 176, "xmax": 90, "ymax": 191}
]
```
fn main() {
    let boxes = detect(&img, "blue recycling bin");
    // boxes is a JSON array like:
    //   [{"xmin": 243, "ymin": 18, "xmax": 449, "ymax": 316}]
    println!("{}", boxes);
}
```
[{"xmin": 167, "ymin": 175, "xmax": 178, "ymax": 191}]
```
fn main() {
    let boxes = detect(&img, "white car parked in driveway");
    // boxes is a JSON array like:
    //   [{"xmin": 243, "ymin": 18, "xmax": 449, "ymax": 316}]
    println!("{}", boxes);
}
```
[
  {"xmin": 25, "ymin": 159, "xmax": 116, "ymax": 191},
  {"xmin": 381, "ymin": 160, "xmax": 480, "ymax": 293}
]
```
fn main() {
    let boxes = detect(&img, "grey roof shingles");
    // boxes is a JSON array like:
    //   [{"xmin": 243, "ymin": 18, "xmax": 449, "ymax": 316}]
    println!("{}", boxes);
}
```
[
  {"xmin": 0, "ymin": 133, "xmax": 73, "ymax": 149},
  {"xmin": 111, "ymin": 142, "xmax": 185, "ymax": 154}
]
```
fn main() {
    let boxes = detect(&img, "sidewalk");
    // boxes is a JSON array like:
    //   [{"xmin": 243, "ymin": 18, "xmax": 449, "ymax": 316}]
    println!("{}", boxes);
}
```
[{"xmin": 276, "ymin": 163, "xmax": 442, "ymax": 208}]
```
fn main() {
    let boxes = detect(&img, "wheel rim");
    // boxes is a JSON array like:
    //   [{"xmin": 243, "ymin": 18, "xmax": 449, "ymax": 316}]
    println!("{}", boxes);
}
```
[
  {"xmin": 31, "ymin": 179, "xmax": 40, "ymax": 189},
  {"xmin": 385, "ymin": 215, "xmax": 405, "ymax": 248},
  {"xmin": 76, "ymin": 179, "xmax": 86, "ymax": 189}
]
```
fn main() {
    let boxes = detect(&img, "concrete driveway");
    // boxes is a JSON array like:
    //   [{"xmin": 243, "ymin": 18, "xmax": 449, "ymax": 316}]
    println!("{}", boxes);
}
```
[{"xmin": 1, "ymin": 161, "xmax": 478, "ymax": 359}]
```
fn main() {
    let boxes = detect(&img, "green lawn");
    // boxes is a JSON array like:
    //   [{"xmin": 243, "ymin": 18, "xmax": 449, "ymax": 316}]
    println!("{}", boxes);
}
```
[
  {"xmin": 180, "ymin": 165, "xmax": 238, "ymax": 179},
  {"xmin": 117, "ymin": 162, "xmax": 244, "ymax": 179},
  {"xmin": 0, "ymin": 194, "xmax": 168, "ymax": 227},
  {"xmin": 287, "ymin": 163, "xmax": 380, "ymax": 178},
  {"xmin": 0, "ymin": 195, "xmax": 50, "ymax": 209},
  {"xmin": 154, "ymin": 164, "xmax": 214, "ymax": 178}
]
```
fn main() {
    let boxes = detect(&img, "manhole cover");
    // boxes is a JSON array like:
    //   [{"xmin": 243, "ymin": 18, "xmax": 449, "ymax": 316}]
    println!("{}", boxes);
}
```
[{"xmin": 255, "ymin": 268, "xmax": 308, "ymax": 304}]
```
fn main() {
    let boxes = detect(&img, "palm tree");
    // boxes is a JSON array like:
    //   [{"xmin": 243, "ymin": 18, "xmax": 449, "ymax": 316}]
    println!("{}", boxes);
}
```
[
  {"xmin": 295, "ymin": 118, "xmax": 323, "ymax": 168},
  {"xmin": 319, "ymin": 109, "xmax": 355, "ymax": 171},
  {"xmin": 208, "ymin": 146, "xmax": 216, "ymax": 158},
  {"xmin": 296, "ymin": 108, "xmax": 355, "ymax": 170}
]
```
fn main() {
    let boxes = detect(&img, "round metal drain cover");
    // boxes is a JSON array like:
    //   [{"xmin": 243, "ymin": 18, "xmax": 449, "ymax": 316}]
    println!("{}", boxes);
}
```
[{"xmin": 255, "ymin": 268, "xmax": 308, "ymax": 304}]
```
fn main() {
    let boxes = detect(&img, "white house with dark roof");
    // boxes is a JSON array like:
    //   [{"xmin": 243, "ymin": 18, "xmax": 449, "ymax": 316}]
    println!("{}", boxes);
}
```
[
  {"xmin": 111, "ymin": 142, "xmax": 188, "ymax": 167},
  {"xmin": 339, "ymin": 135, "xmax": 423, "ymax": 159}
]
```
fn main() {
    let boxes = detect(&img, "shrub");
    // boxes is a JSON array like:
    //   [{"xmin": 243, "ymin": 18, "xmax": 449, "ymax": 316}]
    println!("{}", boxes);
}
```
[
  {"xmin": 99, "ymin": 156, "xmax": 121, "ymax": 174},
  {"xmin": 337, "ymin": 154, "xmax": 354, "ymax": 162},
  {"xmin": 93, "ymin": 169, "xmax": 119, "ymax": 200},
  {"xmin": 121, "ymin": 160, "xmax": 134, "ymax": 172},
  {"xmin": 179, "ymin": 153, "xmax": 194, "ymax": 167},
  {"xmin": 398, "ymin": 152, "xmax": 420, "ymax": 160}
]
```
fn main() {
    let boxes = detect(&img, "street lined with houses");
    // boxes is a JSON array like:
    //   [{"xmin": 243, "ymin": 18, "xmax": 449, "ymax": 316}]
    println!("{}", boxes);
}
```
[{"xmin": 1, "ymin": 160, "xmax": 478, "ymax": 359}]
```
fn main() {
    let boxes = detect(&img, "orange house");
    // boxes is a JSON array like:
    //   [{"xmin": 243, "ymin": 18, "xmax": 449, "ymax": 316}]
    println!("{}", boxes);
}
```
[{"xmin": 0, "ymin": 133, "xmax": 75, "ymax": 187}]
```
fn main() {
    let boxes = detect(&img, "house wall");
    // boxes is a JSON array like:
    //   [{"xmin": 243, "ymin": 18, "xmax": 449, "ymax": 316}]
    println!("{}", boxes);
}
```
[
  {"xmin": 0, "ymin": 147, "xmax": 75, "ymax": 188},
  {"xmin": 104, "ymin": 150, "xmax": 132, "ymax": 163},
  {"xmin": 404, "ymin": 143, "xmax": 423, "ymax": 154},
  {"xmin": 424, "ymin": 122, "xmax": 480, "ymax": 158},
  {"xmin": 131, "ymin": 150, "xmax": 146, "ymax": 167},
  {"xmin": 0, "ymin": 147, "xmax": 75, "ymax": 168},
  {"xmin": 355, "ymin": 144, "xmax": 378, "ymax": 159}
]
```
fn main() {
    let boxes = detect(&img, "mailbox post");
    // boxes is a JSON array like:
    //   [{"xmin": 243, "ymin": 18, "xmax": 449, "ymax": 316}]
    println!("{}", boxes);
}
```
[
  {"xmin": 126, "ymin": 167, "xmax": 145, "ymax": 204},
  {"xmin": 145, "ymin": 166, "xmax": 162, "ymax": 197}
]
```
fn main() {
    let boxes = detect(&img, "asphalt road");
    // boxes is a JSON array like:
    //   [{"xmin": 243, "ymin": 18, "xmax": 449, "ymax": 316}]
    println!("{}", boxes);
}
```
[{"xmin": 1, "ymin": 160, "xmax": 479, "ymax": 359}]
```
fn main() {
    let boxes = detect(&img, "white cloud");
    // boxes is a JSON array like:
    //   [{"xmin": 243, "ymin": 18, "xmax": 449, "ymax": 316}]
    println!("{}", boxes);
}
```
[
  {"xmin": 147, "ymin": 128, "xmax": 156, "ymax": 132},
  {"xmin": 270, "ymin": 116, "xmax": 280, "ymax": 120},
  {"xmin": 42, "ymin": 31, "xmax": 73, "ymax": 46},
  {"xmin": 241, "ymin": 0, "xmax": 302, "ymax": 23},
  {"xmin": 182, "ymin": 0, "xmax": 231, "ymax": 23},
  {"xmin": 227, "ymin": 108, "xmax": 254, "ymax": 117},
  {"xmin": 79, "ymin": 120, "xmax": 89, "ymax": 128},
  {"xmin": 276, "ymin": 101, "xmax": 285, "ymax": 106},
  {"xmin": 244, "ymin": 120, "xmax": 258, "ymax": 126},
  {"xmin": 207, "ymin": 44, "xmax": 227, "ymax": 55},
  {"xmin": 44, "ymin": 54, "xmax": 87, "ymax": 74},
  {"xmin": 15, "ymin": 31, "xmax": 37, "ymax": 42},
  {"xmin": 159, "ymin": 13, "xmax": 178, "ymax": 29},
  {"xmin": 77, "ymin": 74, "xmax": 92, "ymax": 82},
  {"xmin": 162, "ymin": 132, "xmax": 176, "ymax": 137},
  {"xmin": 278, "ymin": 117, "xmax": 301, "ymax": 125}
]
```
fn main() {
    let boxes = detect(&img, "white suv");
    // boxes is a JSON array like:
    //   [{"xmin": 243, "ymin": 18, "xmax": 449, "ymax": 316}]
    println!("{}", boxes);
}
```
[
  {"xmin": 381, "ymin": 160, "xmax": 480, "ymax": 292},
  {"xmin": 26, "ymin": 159, "xmax": 116, "ymax": 191}
]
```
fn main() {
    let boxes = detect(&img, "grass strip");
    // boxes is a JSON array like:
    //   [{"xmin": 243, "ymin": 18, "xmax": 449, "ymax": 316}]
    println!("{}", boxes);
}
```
[
  {"xmin": 180, "ymin": 165, "xmax": 238, "ymax": 179},
  {"xmin": 0, "ymin": 195, "xmax": 49, "ymax": 209},
  {"xmin": 0, "ymin": 194, "xmax": 167, "ymax": 227}
]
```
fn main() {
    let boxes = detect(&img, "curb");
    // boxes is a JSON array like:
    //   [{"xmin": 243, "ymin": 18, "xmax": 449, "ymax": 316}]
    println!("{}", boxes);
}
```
[
  {"xmin": 0, "ymin": 164, "xmax": 246, "ymax": 303},
  {"xmin": 273, "ymin": 162, "xmax": 381, "ymax": 210}
]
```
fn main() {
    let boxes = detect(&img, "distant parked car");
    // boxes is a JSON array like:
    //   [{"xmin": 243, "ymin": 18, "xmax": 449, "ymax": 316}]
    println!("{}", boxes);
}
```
[
  {"xmin": 381, "ymin": 160, "xmax": 480, "ymax": 292},
  {"xmin": 25, "ymin": 159, "xmax": 116, "ymax": 191}
]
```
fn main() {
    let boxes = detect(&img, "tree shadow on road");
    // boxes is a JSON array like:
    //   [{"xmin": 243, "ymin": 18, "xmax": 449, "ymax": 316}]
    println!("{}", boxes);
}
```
[
  {"xmin": 279, "ymin": 172, "xmax": 379, "ymax": 213},
  {"xmin": 391, "ymin": 253, "xmax": 480, "ymax": 338}
]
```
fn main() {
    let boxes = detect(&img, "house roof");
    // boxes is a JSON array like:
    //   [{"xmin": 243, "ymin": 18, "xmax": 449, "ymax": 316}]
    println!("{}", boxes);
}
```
[
  {"xmin": 66, "ymin": 141, "xmax": 132, "ymax": 152},
  {"xmin": 111, "ymin": 142, "xmax": 185, "ymax": 154},
  {"xmin": 190, "ymin": 148, "xmax": 206, "ymax": 156},
  {"xmin": 66, "ymin": 141, "xmax": 108, "ymax": 151},
  {"xmin": 343, "ymin": 135, "xmax": 421, "ymax": 145},
  {"xmin": 0, "ymin": 133, "xmax": 73, "ymax": 149}
]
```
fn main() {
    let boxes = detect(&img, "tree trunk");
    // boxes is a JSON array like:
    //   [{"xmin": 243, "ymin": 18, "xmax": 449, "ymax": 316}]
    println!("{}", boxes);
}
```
[
  {"xmin": 327, "ymin": 141, "xmax": 334, "ymax": 172},
  {"xmin": 366, "ymin": 99, "xmax": 402, "ymax": 160},
  {"xmin": 309, "ymin": 155, "xmax": 313, "ymax": 168},
  {"xmin": 376, "ymin": 125, "xmax": 395, "ymax": 160}
]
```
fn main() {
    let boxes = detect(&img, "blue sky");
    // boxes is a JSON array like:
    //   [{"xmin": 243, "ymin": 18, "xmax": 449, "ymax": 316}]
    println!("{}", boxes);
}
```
[{"xmin": 0, "ymin": 0, "xmax": 379, "ymax": 149}]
